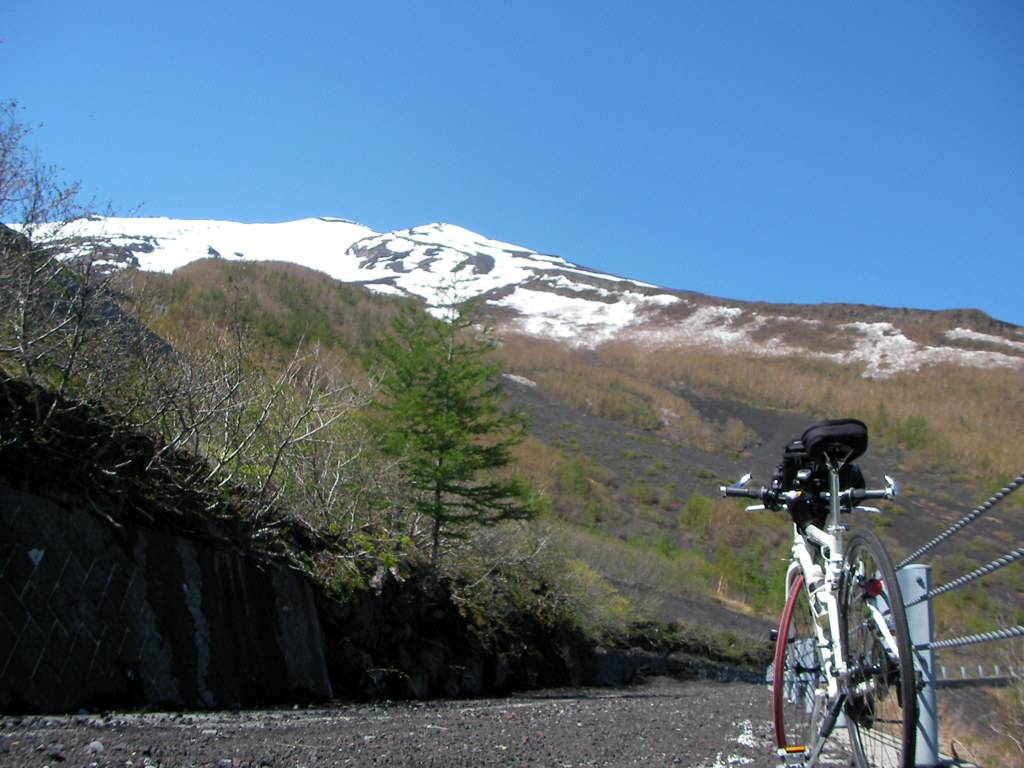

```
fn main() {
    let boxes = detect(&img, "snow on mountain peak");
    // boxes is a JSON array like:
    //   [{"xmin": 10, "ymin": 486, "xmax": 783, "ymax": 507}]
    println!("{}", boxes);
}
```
[
  {"xmin": 57, "ymin": 216, "xmax": 375, "ymax": 277},
  {"xmin": 30, "ymin": 215, "xmax": 1024, "ymax": 379}
]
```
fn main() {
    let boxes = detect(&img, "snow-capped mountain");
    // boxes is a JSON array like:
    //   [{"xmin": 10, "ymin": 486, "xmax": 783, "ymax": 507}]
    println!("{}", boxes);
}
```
[
  {"xmin": 61, "ymin": 215, "xmax": 678, "ymax": 347},
  {"xmin": 54, "ymin": 216, "xmax": 1024, "ymax": 378}
]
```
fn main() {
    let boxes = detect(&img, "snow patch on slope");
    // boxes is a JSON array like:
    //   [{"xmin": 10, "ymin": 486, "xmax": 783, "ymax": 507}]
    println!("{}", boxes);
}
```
[
  {"xmin": 843, "ymin": 323, "xmax": 1024, "ymax": 377},
  {"xmin": 620, "ymin": 305, "xmax": 795, "ymax": 355},
  {"xmin": 613, "ymin": 308, "xmax": 1024, "ymax": 379},
  {"xmin": 497, "ymin": 286, "xmax": 679, "ymax": 346},
  {"xmin": 945, "ymin": 327, "xmax": 1024, "ymax": 352}
]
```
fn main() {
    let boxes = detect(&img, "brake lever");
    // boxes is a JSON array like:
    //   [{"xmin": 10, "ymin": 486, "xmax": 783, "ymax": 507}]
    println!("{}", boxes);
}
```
[
  {"xmin": 729, "ymin": 473, "xmax": 752, "ymax": 488},
  {"xmin": 885, "ymin": 475, "xmax": 899, "ymax": 497}
]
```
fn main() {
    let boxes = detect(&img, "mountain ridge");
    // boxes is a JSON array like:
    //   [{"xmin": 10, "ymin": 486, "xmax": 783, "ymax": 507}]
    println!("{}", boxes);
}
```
[{"xmin": 55, "ymin": 215, "xmax": 1024, "ymax": 378}]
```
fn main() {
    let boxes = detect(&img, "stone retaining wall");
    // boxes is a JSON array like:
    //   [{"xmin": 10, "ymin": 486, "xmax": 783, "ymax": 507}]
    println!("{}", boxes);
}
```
[
  {"xmin": 0, "ymin": 485, "xmax": 332, "ymax": 713},
  {"xmin": 0, "ymin": 484, "xmax": 752, "ymax": 714}
]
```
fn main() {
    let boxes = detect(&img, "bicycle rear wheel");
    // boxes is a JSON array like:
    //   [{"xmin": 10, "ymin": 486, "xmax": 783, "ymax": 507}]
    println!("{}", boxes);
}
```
[
  {"xmin": 773, "ymin": 572, "xmax": 826, "ymax": 760},
  {"xmin": 839, "ymin": 529, "xmax": 917, "ymax": 768}
]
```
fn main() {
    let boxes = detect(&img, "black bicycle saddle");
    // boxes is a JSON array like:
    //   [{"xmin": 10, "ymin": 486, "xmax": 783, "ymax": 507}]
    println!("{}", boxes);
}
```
[{"xmin": 800, "ymin": 418, "xmax": 868, "ymax": 465}]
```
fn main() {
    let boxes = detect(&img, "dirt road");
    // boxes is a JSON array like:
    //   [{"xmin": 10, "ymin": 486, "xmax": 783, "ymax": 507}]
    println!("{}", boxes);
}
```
[{"xmin": 1, "ymin": 677, "xmax": 777, "ymax": 767}]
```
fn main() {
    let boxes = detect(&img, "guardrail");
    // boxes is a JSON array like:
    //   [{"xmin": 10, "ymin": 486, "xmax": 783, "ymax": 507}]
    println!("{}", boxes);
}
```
[
  {"xmin": 936, "ymin": 666, "xmax": 1020, "ymax": 690},
  {"xmin": 896, "ymin": 472, "xmax": 1024, "ymax": 767}
]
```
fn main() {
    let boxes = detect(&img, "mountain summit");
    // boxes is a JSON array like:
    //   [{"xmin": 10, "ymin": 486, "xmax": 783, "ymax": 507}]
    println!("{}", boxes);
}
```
[{"xmin": 61, "ymin": 215, "xmax": 1024, "ymax": 378}]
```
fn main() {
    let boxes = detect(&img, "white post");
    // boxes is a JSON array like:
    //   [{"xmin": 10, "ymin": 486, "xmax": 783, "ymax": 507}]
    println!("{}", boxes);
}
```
[{"xmin": 898, "ymin": 564, "xmax": 939, "ymax": 767}]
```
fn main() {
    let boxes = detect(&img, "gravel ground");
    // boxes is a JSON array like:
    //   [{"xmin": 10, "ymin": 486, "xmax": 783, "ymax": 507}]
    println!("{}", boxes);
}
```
[{"xmin": 0, "ymin": 676, "xmax": 777, "ymax": 768}]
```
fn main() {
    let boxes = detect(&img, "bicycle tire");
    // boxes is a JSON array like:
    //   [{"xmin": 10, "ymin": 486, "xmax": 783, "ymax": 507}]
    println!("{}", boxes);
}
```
[
  {"xmin": 773, "ymin": 572, "xmax": 826, "ymax": 759},
  {"xmin": 839, "ymin": 529, "xmax": 918, "ymax": 768}
]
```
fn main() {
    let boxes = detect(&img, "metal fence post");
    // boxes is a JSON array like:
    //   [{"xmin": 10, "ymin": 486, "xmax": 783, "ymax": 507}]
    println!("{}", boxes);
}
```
[{"xmin": 898, "ymin": 564, "xmax": 939, "ymax": 767}]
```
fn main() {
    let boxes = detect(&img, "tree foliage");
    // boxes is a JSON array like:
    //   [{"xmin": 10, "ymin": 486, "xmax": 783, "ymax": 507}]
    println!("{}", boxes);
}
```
[
  {"xmin": 0, "ymin": 101, "xmax": 83, "ymax": 231},
  {"xmin": 365, "ymin": 299, "xmax": 542, "ymax": 564},
  {"xmin": 0, "ymin": 105, "xmax": 379, "ymax": 547}
]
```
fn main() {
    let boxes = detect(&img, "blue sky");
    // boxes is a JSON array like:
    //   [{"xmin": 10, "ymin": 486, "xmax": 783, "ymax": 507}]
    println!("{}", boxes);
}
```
[{"xmin": 4, "ymin": 1, "xmax": 1023, "ymax": 324}]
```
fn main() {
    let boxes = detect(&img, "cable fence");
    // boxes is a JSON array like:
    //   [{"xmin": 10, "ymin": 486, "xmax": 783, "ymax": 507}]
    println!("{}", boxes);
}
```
[
  {"xmin": 897, "ymin": 472, "xmax": 1024, "ymax": 569},
  {"xmin": 895, "ymin": 472, "xmax": 1024, "ymax": 766}
]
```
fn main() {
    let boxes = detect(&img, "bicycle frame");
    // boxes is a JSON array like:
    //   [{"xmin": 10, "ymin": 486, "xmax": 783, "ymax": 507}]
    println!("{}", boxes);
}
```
[
  {"xmin": 747, "ymin": 462, "xmax": 901, "ymax": 766},
  {"xmin": 723, "ymin": 419, "xmax": 914, "ymax": 768},
  {"xmin": 779, "ymin": 465, "xmax": 853, "ymax": 764}
]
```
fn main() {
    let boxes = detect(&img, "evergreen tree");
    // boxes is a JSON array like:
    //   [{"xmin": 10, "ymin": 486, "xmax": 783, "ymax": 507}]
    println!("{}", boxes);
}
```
[{"xmin": 365, "ymin": 299, "xmax": 540, "ymax": 565}]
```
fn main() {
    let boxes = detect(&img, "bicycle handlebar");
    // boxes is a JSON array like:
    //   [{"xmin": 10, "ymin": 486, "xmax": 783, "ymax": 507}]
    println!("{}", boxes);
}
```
[
  {"xmin": 720, "ymin": 485, "xmax": 770, "ymax": 500},
  {"xmin": 848, "ymin": 487, "xmax": 893, "ymax": 503},
  {"xmin": 720, "ymin": 480, "xmax": 895, "ymax": 509}
]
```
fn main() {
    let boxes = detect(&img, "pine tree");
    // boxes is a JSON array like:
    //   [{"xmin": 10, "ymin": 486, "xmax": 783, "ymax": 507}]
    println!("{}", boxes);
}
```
[{"xmin": 365, "ymin": 299, "xmax": 540, "ymax": 565}]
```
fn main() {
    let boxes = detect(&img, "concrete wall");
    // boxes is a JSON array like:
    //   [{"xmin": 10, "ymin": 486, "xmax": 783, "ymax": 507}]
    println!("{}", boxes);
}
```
[{"xmin": 0, "ymin": 485, "xmax": 332, "ymax": 713}]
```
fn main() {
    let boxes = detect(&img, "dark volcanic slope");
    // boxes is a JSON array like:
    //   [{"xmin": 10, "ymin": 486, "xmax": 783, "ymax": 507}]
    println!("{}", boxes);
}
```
[{"xmin": 502, "ymin": 374, "xmax": 1024, "ymax": 644}]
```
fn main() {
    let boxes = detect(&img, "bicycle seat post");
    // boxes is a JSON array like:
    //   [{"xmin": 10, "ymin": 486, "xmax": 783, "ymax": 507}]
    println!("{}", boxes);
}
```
[
  {"xmin": 822, "ymin": 457, "xmax": 850, "ymax": 589},
  {"xmin": 826, "ymin": 459, "xmax": 846, "ymax": 530}
]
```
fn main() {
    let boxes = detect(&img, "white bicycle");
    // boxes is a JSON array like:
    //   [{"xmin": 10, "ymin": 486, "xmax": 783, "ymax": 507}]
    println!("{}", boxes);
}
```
[{"xmin": 721, "ymin": 418, "xmax": 918, "ymax": 768}]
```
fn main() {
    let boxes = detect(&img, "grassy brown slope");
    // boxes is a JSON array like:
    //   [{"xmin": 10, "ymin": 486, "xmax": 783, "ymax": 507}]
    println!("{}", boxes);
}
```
[
  {"xmin": 122, "ymin": 258, "xmax": 409, "ymax": 362},
  {"xmin": 497, "ymin": 330, "xmax": 1022, "ymax": 632},
  {"xmin": 117, "ymin": 263, "xmax": 1022, "ymax": 636}
]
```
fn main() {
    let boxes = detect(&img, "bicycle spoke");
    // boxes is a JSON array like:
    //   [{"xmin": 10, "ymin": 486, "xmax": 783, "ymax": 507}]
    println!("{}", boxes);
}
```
[{"xmin": 840, "ymin": 530, "xmax": 917, "ymax": 768}]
